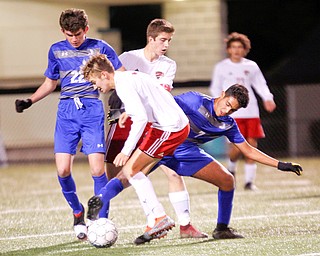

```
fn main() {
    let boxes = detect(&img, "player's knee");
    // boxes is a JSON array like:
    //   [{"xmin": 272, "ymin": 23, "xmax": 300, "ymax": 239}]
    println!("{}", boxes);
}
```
[
  {"xmin": 116, "ymin": 171, "xmax": 130, "ymax": 188},
  {"xmin": 57, "ymin": 168, "xmax": 71, "ymax": 177},
  {"xmin": 90, "ymin": 167, "xmax": 105, "ymax": 177},
  {"xmin": 220, "ymin": 173, "xmax": 235, "ymax": 191}
]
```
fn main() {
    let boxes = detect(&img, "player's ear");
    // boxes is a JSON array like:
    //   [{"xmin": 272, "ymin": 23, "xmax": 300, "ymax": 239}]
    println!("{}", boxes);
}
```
[
  {"xmin": 147, "ymin": 35, "xmax": 154, "ymax": 43},
  {"xmin": 84, "ymin": 26, "xmax": 89, "ymax": 33},
  {"xmin": 220, "ymin": 91, "xmax": 226, "ymax": 98},
  {"xmin": 101, "ymin": 71, "xmax": 107, "ymax": 78},
  {"xmin": 101, "ymin": 70, "xmax": 111, "ymax": 80}
]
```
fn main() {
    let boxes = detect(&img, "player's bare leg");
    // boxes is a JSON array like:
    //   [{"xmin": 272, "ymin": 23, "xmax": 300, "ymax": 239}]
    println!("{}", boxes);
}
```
[
  {"xmin": 228, "ymin": 143, "xmax": 241, "ymax": 177},
  {"xmin": 243, "ymin": 137, "xmax": 258, "ymax": 190},
  {"xmin": 192, "ymin": 160, "xmax": 244, "ymax": 239},
  {"xmin": 106, "ymin": 163, "xmax": 121, "ymax": 179},
  {"xmin": 160, "ymin": 165, "xmax": 208, "ymax": 239}
]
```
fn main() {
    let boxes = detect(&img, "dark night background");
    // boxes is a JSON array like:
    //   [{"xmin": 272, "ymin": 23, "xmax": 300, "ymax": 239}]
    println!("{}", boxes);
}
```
[
  {"xmin": 110, "ymin": 0, "xmax": 320, "ymax": 156},
  {"xmin": 110, "ymin": 0, "xmax": 320, "ymax": 85},
  {"xmin": 227, "ymin": 0, "xmax": 320, "ymax": 85}
]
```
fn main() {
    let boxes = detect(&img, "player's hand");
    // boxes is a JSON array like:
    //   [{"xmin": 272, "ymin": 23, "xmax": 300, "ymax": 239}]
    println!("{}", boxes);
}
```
[
  {"xmin": 15, "ymin": 99, "xmax": 32, "ymax": 113},
  {"xmin": 263, "ymin": 100, "xmax": 276, "ymax": 113},
  {"xmin": 277, "ymin": 161, "xmax": 303, "ymax": 176},
  {"xmin": 108, "ymin": 90, "xmax": 122, "ymax": 109},
  {"xmin": 118, "ymin": 112, "xmax": 128, "ymax": 128},
  {"xmin": 113, "ymin": 152, "xmax": 129, "ymax": 167}
]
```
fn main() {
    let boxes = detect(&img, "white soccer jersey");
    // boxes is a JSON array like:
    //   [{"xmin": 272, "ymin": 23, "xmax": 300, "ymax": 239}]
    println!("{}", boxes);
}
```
[
  {"xmin": 119, "ymin": 48, "xmax": 176, "ymax": 91},
  {"xmin": 210, "ymin": 58, "xmax": 274, "ymax": 118},
  {"xmin": 114, "ymin": 71, "xmax": 189, "ymax": 156}
]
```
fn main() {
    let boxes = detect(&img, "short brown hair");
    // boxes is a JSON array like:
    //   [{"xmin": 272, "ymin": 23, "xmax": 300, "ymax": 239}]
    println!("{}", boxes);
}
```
[
  {"xmin": 225, "ymin": 32, "xmax": 251, "ymax": 56},
  {"xmin": 59, "ymin": 8, "xmax": 88, "ymax": 32},
  {"xmin": 225, "ymin": 84, "xmax": 249, "ymax": 108},
  {"xmin": 146, "ymin": 18, "xmax": 174, "ymax": 40},
  {"xmin": 82, "ymin": 54, "xmax": 115, "ymax": 80}
]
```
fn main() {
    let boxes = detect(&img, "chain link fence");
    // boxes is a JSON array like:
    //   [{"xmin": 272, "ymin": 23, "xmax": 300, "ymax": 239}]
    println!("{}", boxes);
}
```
[{"xmin": 0, "ymin": 83, "xmax": 319, "ymax": 164}]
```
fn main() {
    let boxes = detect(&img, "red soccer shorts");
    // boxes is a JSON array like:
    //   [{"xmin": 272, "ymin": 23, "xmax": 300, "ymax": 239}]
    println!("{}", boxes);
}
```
[
  {"xmin": 105, "ymin": 117, "xmax": 150, "ymax": 163},
  {"xmin": 139, "ymin": 124, "xmax": 190, "ymax": 159},
  {"xmin": 234, "ymin": 118, "xmax": 265, "ymax": 139}
]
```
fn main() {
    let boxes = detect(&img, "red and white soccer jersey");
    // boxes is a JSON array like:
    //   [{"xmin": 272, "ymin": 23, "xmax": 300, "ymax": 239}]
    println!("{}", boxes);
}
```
[
  {"xmin": 105, "ymin": 49, "xmax": 177, "ymax": 162},
  {"xmin": 114, "ymin": 71, "xmax": 188, "ymax": 157},
  {"xmin": 119, "ymin": 48, "xmax": 176, "ymax": 91},
  {"xmin": 210, "ymin": 58, "xmax": 274, "ymax": 119}
]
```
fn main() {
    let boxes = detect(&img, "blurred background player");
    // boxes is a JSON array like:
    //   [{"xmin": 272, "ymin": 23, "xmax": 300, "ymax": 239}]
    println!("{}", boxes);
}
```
[
  {"xmin": 210, "ymin": 32, "xmax": 276, "ymax": 190},
  {"xmin": 105, "ymin": 19, "xmax": 207, "ymax": 239},
  {"xmin": 82, "ymin": 53, "xmax": 190, "ymax": 244},
  {"xmin": 0, "ymin": 131, "xmax": 8, "ymax": 168},
  {"xmin": 15, "ymin": 8, "xmax": 124, "ymax": 240}
]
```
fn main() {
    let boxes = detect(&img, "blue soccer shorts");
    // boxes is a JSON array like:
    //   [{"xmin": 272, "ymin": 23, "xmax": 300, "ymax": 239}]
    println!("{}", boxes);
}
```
[
  {"xmin": 54, "ymin": 98, "xmax": 106, "ymax": 155},
  {"xmin": 151, "ymin": 140, "xmax": 215, "ymax": 176}
]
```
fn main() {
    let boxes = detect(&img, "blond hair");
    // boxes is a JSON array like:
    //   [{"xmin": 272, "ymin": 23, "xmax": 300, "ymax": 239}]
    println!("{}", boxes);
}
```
[{"xmin": 82, "ymin": 54, "xmax": 114, "ymax": 80}]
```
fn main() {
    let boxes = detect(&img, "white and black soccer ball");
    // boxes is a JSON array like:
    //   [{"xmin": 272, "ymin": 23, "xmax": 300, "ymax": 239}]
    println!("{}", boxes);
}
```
[{"xmin": 87, "ymin": 218, "xmax": 118, "ymax": 248}]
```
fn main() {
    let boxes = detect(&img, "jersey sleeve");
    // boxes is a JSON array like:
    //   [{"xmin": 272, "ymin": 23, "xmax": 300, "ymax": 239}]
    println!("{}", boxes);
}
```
[
  {"xmin": 158, "ymin": 60, "xmax": 176, "ymax": 92},
  {"xmin": 224, "ymin": 123, "xmax": 245, "ymax": 144},
  {"xmin": 250, "ymin": 62, "xmax": 274, "ymax": 101},
  {"xmin": 116, "ymin": 77, "xmax": 148, "ymax": 156},
  {"xmin": 101, "ymin": 42, "xmax": 123, "ymax": 70},
  {"xmin": 44, "ymin": 46, "xmax": 60, "ymax": 80},
  {"xmin": 174, "ymin": 91, "xmax": 197, "ymax": 115},
  {"xmin": 118, "ymin": 51, "xmax": 132, "ymax": 66},
  {"xmin": 209, "ymin": 63, "xmax": 224, "ymax": 97}
]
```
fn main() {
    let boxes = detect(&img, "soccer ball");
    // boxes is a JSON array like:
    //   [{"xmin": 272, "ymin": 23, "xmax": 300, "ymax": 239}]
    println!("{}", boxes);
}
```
[{"xmin": 87, "ymin": 218, "xmax": 118, "ymax": 248}]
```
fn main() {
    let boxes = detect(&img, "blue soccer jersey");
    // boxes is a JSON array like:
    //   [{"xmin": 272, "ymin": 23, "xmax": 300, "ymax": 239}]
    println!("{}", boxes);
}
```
[
  {"xmin": 50, "ymin": 38, "xmax": 122, "ymax": 155},
  {"xmin": 174, "ymin": 91, "xmax": 245, "ymax": 145},
  {"xmin": 45, "ymin": 38, "xmax": 122, "ymax": 99},
  {"xmin": 153, "ymin": 91, "xmax": 245, "ymax": 176}
]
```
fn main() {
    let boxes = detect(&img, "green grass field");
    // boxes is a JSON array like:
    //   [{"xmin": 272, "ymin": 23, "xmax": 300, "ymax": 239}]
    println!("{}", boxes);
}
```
[{"xmin": 0, "ymin": 157, "xmax": 319, "ymax": 256}]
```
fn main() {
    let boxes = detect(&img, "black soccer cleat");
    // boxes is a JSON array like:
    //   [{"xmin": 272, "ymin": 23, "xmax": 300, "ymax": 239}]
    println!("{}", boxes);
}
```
[
  {"xmin": 73, "ymin": 204, "xmax": 87, "ymax": 240},
  {"xmin": 212, "ymin": 227, "xmax": 244, "ymax": 239},
  {"xmin": 134, "ymin": 233, "xmax": 153, "ymax": 245},
  {"xmin": 87, "ymin": 195, "xmax": 103, "ymax": 221},
  {"xmin": 244, "ymin": 182, "xmax": 258, "ymax": 191},
  {"xmin": 134, "ymin": 229, "xmax": 168, "ymax": 245}
]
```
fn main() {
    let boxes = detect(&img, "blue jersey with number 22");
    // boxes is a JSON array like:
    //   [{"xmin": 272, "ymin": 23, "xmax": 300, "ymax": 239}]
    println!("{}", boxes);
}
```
[{"xmin": 45, "ymin": 37, "xmax": 122, "ymax": 99}]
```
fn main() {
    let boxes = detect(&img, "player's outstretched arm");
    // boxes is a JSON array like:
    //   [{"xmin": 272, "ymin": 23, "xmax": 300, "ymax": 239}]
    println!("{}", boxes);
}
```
[
  {"xmin": 235, "ymin": 140, "xmax": 303, "ymax": 176},
  {"xmin": 15, "ymin": 78, "xmax": 58, "ymax": 113}
]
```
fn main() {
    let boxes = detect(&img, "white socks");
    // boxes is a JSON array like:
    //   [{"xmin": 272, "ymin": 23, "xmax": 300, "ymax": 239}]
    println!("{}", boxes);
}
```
[
  {"xmin": 129, "ymin": 172, "xmax": 165, "ymax": 227},
  {"xmin": 245, "ymin": 163, "xmax": 257, "ymax": 184},
  {"xmin": 227, "ymin": 159, "xmax": 237, "ymax": 173},
  {"xmin": 169, "ymin": 190, "xmax": 190, "ymax": 226},
  {"xmin": 228, "ymin": 160, "xmax": 257, "ymax": 184}
]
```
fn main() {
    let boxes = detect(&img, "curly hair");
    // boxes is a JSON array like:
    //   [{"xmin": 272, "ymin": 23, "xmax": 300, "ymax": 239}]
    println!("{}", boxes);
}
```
[{"xmin": 225, "ymin": 32, "xmax": 251, "ymax": 56}]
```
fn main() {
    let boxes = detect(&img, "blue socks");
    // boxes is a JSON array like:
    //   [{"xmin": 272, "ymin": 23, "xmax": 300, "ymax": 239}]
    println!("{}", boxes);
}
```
[
  {"xmin": 92, "ymin": 173, "xmax": 108, "ymax": 195},
  {"xmin": 217, "ymin": 189, "xmax": 234, "ymax": 226},
  {"xmin": 98, "ymin": 178, "xmax": 124, "ymax": 218},
  {"xmin": 92, "ymin": 173, "xmax": 109, "ymax": 218},
  {"xmin": 59, "ymin": 173, "xmax": 123, "ymax": 218},
  {"xmin": 58, "ymin": 175, "xmax": 82, "ymax": 214}
]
